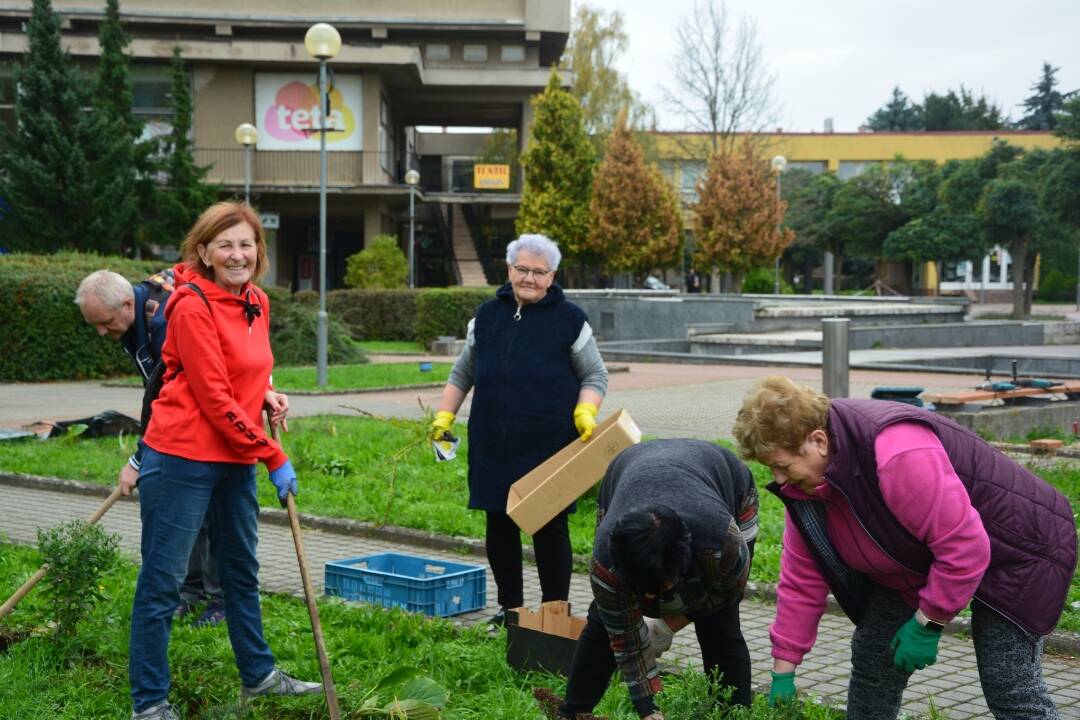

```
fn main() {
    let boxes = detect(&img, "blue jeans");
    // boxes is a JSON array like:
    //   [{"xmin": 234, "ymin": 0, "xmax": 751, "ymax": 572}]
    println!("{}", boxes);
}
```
[{"xmin": 129, "ymin": 448, "xmax": 275, "ymax": 712}]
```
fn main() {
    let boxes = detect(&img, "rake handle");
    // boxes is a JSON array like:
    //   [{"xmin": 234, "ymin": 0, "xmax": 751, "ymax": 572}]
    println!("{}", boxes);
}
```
[{"xmin": 272, "ymin": 422, "xmax": 341, "ymax": 720}]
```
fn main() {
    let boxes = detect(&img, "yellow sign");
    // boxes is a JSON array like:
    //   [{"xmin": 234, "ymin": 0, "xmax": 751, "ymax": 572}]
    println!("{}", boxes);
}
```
[{"xmin": 474, "ymin": 163, "xmax": 511, "ymax": 190}]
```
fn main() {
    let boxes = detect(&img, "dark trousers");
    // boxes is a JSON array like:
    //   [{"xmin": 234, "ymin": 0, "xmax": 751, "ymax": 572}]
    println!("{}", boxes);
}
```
[
  {"xmin": 484, "ymin": 510, "xmax": 572, "ymax": 609},
  {"xmin": 847, "ymin": 586, "xmax": 1057, "ymax": 720},
  {"xmin": 560, "ymin": 598, "xmax": 752, "ymax": 716},
  {"xmin": 178, "ymin": 520, "xmax": 223, "ymax": 605}
]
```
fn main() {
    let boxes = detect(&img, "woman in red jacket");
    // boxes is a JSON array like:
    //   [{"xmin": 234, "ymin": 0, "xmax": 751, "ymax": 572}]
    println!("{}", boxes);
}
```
[{"xmin": 128, "ymin": 202, "xmax": 319, "ymax": 720}]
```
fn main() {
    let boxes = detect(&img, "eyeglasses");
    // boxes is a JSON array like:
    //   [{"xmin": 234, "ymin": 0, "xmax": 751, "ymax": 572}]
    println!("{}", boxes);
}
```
[{"xmin": 512, "ymin": 265, "xmax": 552, "ymax": 279}]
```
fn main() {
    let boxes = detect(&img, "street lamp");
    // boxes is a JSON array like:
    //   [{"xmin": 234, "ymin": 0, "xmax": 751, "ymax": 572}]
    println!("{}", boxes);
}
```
[
  {"xmin": 234, "ymin": 122, "xmax": 257, "ymax": 205},
  {"xmin": 404, "ymin": 168, "xmax": 420, "ymax": 288},
  {"xmin": 304, "ymin": 22, "xmax": 341, "ymax": 387},
  {"xmin": 771, "ymin": 154, "xmax": 788, "ymax": 295}
]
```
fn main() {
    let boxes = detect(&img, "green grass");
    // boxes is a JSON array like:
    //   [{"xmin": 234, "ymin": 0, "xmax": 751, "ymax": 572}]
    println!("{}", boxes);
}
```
[
  {"xmin": 105, "ymin": 362, "xmax": 453, "ymax": 393},
  {"xmin": 0, "ymin": 418, "xmax": 1077, "ymax": 634},
  {"xmin": 0, "ymin": 543, "xmax": 852, "ymax": 719},
  {"xmin": 272, "ymin": 362, "xmax": 452, "ymax": 392},
  {"xmin": 357, "ymin": 340, "xmax": 427, "ymax": 354}
]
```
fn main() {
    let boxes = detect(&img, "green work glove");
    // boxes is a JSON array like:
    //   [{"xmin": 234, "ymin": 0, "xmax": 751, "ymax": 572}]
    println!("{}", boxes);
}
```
[
  {"xmin": 768, "ymin": 670, "xmax": 796, "ymax": 706},
  {"xmin": 889, "ymin": 615, "xmax": 942, "ymax": 673},
  {"xmin": 430, "ymin": 410, "xmax": 455, "ymax": 441},
  {"xmin": 573, "ymin": 402, "xmax": 598, "ymax": 441}
]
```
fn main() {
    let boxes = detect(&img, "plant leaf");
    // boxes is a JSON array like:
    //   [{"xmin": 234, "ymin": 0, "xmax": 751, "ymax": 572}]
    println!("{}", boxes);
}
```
[
  {"xmin": 400, "ymin": 676, "xmax": 447, "ymax": 708},
  {"xmin": 372, "ymin": 665, "xmax": 422, "ymax": 693}
]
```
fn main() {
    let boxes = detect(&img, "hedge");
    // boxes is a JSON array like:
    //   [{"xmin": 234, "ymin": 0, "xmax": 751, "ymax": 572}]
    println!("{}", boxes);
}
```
[
  {"xmin": 325, "ymin": 289, "xmax": 420, "ymax": 341},
  {"xmin": 0, "ymin": 252, "xmax": 163, "ymax": 381},
  {"xmin": 414, "ymin": 287, "xmax": 494, "ymax": 348},
  {"xmin": 0, "ymin": 253, "xmax": 362, "ymax": 382}
]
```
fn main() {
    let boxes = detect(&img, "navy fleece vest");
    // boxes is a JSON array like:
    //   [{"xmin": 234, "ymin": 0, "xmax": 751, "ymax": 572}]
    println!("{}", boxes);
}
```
[
  {"xmin": 466, "ymin": 283, "xmax": 585, "ymax": 512},
  {"xmin": 772, "ymin": 399, "xmax": 1077, "ymax": 635}
]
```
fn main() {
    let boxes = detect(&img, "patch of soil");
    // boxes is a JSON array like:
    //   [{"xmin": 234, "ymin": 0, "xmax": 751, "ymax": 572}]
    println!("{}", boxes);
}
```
[
  {"xmin": 532, "ymin": 687, "xmax": 607, "ymax": 720},
  {"xmin": 0, "ymin": 627, "xmax": 30, "ymax": 653}
]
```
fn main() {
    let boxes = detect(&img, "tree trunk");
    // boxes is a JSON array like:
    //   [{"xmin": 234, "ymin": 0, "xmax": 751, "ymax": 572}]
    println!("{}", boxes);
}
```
[
  {"xmin": 731, "ymin": 270, "xmax": 745, "ymax": 295},
  {"xmin": 802, "ymin": 253, "xmax": 815, "ymax": 294},
  {"xmin": 710, "ymin": 267, "xmax": 721, "ymax": 294},
  {"xmin": 1023, "ymin": 254, "xmax": 1035, "ymax": 317},
  {"xmin": 833, "ymin": 245, "xmax": 845, "ymax": 293},
  {"xmin": 1010, "ymin": 240, "xmax": 1027, "ymax": 320}
]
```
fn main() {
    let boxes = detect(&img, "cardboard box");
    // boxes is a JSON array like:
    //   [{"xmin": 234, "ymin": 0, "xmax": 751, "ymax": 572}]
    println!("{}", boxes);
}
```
[
  {"xmin": 506, "ymin": 408, "xmax": 641, "ymax": 535},
  {"xmin": 506, "ymin": 601, "xmax": 588, "ymax": 676}
]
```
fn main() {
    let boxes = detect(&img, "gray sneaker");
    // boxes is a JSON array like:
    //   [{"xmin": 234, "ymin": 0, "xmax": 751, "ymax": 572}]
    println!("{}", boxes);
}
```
[
  {"xmin": 241, "ymin": 668, "xmax": 323, "ymax": 698},
  {"xmin": 132, "ymin": 702, "xmax": 180, "ymax": 720}
]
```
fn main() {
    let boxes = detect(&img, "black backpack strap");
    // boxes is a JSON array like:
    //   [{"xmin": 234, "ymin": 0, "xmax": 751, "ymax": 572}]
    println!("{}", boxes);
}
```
[{"xmin": 139, "ymin": 283, "xmax": 212, "ymax": 431}]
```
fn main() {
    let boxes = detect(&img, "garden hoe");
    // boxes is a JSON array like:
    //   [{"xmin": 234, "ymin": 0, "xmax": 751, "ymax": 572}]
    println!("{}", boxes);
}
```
[
  {"xmin": 0, "ymin": 485, "xmax": 123, "ymax": 620},
  {"xmin": 271, "ymin": 421, "xmax": 341, "ymax": 720}
]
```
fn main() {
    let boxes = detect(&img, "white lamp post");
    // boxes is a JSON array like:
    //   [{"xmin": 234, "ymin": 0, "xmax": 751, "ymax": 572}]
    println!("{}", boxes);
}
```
[
  {"xmin": 304, "ymin": 22, "xmax": 341, "ymax": 387},
  {"xmin": 404, "ymin": 168, "xmax": 420, "ymax": 288},
  {"xmin": 771, "ymin": 154, "xmax": 788, "ymax": 295},
  {"xmin": 234, "ymin": 122, "xmax": 257, "ymax": 205}
]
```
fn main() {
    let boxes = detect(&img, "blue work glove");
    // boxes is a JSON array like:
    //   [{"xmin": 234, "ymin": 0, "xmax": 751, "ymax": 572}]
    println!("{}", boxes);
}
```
[
  {"xmin": 269, "ymin": 459, "xmax": 298, "ymax": 508},
  {"xmin": 889, "ymin": 615, "xmax": 942, "ymax": 673},
  {"xmin": 768, "ymin": 670, "xmax": 796, "ymax": 706}
]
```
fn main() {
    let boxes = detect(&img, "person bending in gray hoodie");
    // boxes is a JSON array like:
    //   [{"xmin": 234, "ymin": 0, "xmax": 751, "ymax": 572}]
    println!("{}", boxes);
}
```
[{"xmin": 555, "ymin": 439, "xmax": 759, "ymax": 720}]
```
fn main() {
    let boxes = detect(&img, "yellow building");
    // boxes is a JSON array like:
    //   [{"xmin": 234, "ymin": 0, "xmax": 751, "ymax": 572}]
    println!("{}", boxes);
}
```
[{"xmin": 650, "ymin": 130, "xmax": 1063, "ymax": 296}]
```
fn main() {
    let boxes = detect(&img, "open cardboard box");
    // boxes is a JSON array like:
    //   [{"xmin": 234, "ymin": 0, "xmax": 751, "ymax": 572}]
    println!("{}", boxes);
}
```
[
  {"xmin": 506, "ymin": 409, "xmax": 641, "ymax": 535},
  {"xmin": 506, "ymin": 601, "xmax": 587, "ymax": 676}
]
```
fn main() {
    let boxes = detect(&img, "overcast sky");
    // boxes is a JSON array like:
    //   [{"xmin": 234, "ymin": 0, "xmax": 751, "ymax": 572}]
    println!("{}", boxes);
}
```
[{"xmin": 585, "ymin": 0, "xmax": 1080, "ymax": 132}]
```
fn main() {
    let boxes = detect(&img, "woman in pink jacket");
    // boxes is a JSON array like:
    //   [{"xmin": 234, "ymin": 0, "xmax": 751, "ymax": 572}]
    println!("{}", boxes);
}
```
[{"xmin": 733, "ymin": 376, "xmax": 1075, "ymax": 720}]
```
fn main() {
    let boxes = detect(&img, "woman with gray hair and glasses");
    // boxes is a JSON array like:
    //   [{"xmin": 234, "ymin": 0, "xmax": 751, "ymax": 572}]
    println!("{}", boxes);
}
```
[{"xmin": 430, "ymin": 233, "xmax": 609, "ymax": 627}]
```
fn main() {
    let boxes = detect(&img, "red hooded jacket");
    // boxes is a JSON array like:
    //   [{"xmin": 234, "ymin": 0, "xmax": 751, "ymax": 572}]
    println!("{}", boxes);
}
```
[{"xmin": 143, "ymin": 268, "xmax": 287, "ymax": 471}]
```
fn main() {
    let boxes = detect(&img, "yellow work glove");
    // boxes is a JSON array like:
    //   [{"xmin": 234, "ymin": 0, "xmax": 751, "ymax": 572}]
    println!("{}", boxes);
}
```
[
  {"xmin": 431, "ymin": 410, "xmax": 456, "ymax": 441},
  {"xmin": 573, "ymin": 402, "xmax": 599, "ymax": 442}
]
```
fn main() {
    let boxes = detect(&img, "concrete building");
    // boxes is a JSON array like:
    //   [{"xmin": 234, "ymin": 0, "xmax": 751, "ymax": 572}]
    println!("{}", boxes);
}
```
[{"xmin": 0, "ymin": 0, "xmax": 569, "ymax": 289}]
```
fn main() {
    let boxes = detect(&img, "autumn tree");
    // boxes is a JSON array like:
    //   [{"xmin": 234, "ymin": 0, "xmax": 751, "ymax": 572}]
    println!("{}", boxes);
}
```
[
  {"xmin": 563, "ymin": 4, "xmax": 653, "ymax": 149},
  {"xmin": 692, "ymin": 144, "xmax": 793, "ymax": 291},
  {"xmin": 517, "ymin": 70, "xmax": 597, "ymax": 277},
  {"xmin": 666, "ymin": 0, "xmax": 776, "ymax": 154},
  {"xmin": 588, "ymin": 115, "xmax": 683, "ymax": 282}
]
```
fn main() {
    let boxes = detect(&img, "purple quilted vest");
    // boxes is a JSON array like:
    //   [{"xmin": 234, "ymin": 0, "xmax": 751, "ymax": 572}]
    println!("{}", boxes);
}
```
[{"xmin": 821, "ymin": 399, "xmax": 1077, "ymax": 635}]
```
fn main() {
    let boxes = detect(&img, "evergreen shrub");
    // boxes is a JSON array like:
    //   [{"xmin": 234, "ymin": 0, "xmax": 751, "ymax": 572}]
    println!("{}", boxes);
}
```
[
  {"xmin": 269, "ymin": 301, "xmax": 366, "ymax": 366},
  {"xmin": 1039, "ymin": 269, "xmax": 1076, "ymax": 302},
  {"xmin": 414, "ymin": 288, "xmax": 494, "ymax": 348},
  {"xmin": 326, "ymin": 289, "xmax": 420, "ymax": 340},
  {"xmin": 0, "ymin": 252, "xmax": 161, "ymax": 381}
]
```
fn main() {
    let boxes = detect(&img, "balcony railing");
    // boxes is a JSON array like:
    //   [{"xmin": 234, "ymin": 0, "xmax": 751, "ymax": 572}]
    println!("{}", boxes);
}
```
[{"xmin": 194, "ymin": 148, "xmax": 399, "ymax": 188}]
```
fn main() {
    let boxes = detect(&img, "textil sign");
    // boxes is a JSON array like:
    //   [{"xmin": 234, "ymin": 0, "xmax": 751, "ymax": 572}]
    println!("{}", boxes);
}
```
[{"xmin": 254, "ymin": 73, "xmax": 363, "ymax": 151}]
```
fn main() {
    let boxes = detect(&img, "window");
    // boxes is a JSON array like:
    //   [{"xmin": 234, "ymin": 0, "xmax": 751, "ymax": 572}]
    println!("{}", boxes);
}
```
[
  {"xmin": 379, "ymin": 96, "xmax": 393, "ymax": 173},
  {"xmin": 837, "ymin": 161, "xmax": 878, "ymax": 180},
  {"xmin": 131, "ymin": 65, "xmax": 172, "ymax": 117},
  {"xmin": 787, "ymin": 161, "xmax": 827, "ymax": 174},
  {"xmin": 680, "ymin": 161, "xmax": 706, "ymax": 195},
  {"xmin": 463, "ymin": 44, "xmax": 488, "ymax": 62},
  {"xmin": 500, "ymin": 45, "xmax": 525, "ymax": 62},
  {"xmin": 425, "ymin": 44, "xmax": 451, "ymax": 61}
]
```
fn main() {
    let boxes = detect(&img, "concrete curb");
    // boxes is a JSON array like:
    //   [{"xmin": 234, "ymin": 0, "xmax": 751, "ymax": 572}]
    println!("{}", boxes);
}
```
[{"xmin": 3, "ymin": 470, "xmax": 1078, "ymax": 658}]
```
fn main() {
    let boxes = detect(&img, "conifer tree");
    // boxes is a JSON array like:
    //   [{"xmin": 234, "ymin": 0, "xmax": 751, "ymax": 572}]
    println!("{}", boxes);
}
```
[
  {"xmin": 516, "ymin": 71, "xmax": 596, "ymax": 275},
  {"xmin": 151, "ymin": 46, "xmax": 219, "ymax": 244},
  {"xmin": 588, "ymin": 113, "xmax": 682, "ymax": 281},
  {"xmin": 91, "ymin": 0, "xmax": 141, "ymax": 253},
  {"xmin": 692, "ymin": 144, "xmax": 794, "ymax": 291},
  {"xmin": 0, "ymin": 0, "xmax": 103, "ymax": 251}
]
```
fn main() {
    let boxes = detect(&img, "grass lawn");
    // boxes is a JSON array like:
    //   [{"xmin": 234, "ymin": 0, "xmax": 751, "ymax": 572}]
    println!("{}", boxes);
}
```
[
  {"xmin": 104, "ymin": 362, "xmax": 452, "ymax": 393},
  {"xmin": 357, "ymin": 340, "xmax": 427, "ymax": 354},
  {"xmin": 0, "ymin": 543, "xmax": 847, "ymax": 719},
  {"xmin": 272, "ymin": 362, "xmax": 452, "ymax": 393},
  {"xmin": 0, "ymin": 416, "xmax": 1076, "ymax": 633}
]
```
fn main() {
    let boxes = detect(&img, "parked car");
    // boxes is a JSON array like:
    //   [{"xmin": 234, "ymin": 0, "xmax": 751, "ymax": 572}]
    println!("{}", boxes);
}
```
[{"xmin": 643, "ymin": 275, "xmax": 671, "ymax": 290}]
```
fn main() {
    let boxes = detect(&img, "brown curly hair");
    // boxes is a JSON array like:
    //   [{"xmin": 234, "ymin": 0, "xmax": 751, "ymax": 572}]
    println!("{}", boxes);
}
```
[{"xmin": 733, "ymin": 376, "xmax": 830, "ymax": 462}]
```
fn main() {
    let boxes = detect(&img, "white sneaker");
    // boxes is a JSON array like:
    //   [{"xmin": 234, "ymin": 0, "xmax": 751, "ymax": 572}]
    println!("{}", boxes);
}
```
[
  {"xmin": 132, "ymin": 702, "xmax": 180, "ymax": 720},
  {"xmin": 241, "ymin": 668, "xmax": 323, "ymax": 698}
]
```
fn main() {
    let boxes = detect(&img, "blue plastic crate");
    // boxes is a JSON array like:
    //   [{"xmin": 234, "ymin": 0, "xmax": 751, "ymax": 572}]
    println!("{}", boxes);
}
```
[{"xmin": 324, "ymin": 552, "xmax": 486, "ymax": 617}]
